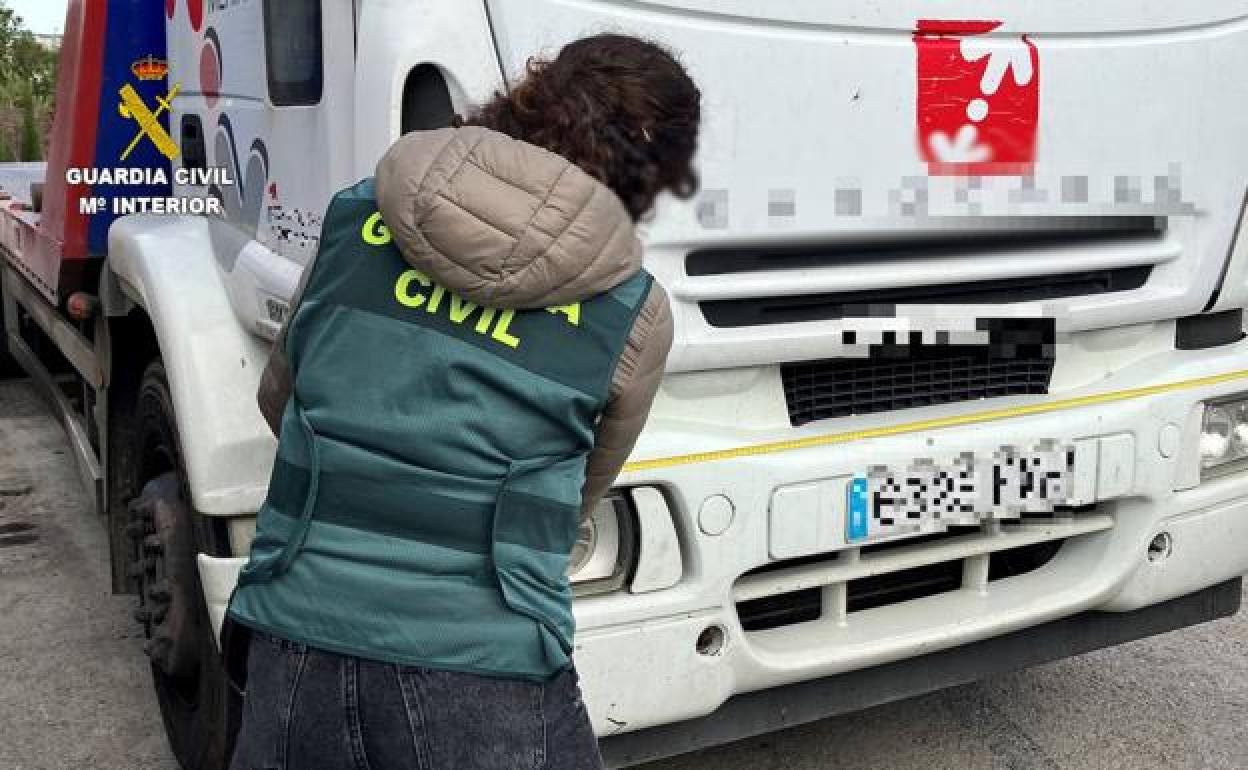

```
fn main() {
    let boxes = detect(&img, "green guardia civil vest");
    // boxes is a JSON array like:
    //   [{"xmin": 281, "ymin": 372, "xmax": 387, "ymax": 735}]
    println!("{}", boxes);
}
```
[{"xmin": 227, "ymin": 179, "xmax": 652, "ymax": 681}]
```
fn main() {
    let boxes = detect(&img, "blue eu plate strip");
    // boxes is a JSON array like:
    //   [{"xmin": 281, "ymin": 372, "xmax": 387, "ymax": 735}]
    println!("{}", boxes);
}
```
[{"xmin": 847, "ymin": 477, "xmax": 869, "ymax": 542}]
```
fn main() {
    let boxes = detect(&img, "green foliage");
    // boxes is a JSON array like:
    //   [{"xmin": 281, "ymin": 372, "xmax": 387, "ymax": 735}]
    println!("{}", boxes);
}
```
[
  {"xmin": 0, "ymin": 5, "xmax": 58, "ymax": 100},
  {"xmin": 20, "ymin": 87, "xmax": 39, "ymax": 161},
  {"xmin": 0, "ymin": 1, "xmax": 58, "ymax": 162}
]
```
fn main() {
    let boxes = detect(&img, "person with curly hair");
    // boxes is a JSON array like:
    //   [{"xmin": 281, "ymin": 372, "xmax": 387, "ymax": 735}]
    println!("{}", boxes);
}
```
[{"xmin": 225, "ymin": 33, "xmax": 701, "ymax": 770}]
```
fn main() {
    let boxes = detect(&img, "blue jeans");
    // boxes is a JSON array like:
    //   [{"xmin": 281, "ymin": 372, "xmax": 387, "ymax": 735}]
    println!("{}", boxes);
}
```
[{"xmin": 229, "ymin": 632, "xmax": 603, "ymax": 770}]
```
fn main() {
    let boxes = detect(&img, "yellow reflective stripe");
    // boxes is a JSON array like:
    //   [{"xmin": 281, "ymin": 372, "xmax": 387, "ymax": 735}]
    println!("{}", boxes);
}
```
[{"xmin": 621, "ymin": 368, "xmax": 1248, "ymax": 474}]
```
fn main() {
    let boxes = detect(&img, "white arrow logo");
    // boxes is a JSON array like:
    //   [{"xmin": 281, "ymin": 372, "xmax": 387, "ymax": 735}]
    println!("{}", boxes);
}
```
[
  {"xmin": 960, "ymin": 38, "xmax": 1034, "ymax": 95},
  {"xmin": 928, "ymin": 124, "xmax": 993, "ymax": 163}
]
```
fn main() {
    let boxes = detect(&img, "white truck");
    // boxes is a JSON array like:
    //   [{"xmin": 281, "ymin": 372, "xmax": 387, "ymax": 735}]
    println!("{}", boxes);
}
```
[{"xmin": 3, "ymin": 1, "xmax": 1248, "ymax": 768}]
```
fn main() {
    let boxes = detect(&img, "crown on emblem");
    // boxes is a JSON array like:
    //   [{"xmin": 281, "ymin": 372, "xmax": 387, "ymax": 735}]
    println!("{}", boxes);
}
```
[{"xmin": 131, "ymin": 55, "xmax": 169, "ymax": 82}]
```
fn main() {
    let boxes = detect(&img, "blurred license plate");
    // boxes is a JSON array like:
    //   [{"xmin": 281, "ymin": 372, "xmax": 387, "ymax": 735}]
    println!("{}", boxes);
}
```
[{"xmin": 846, "ymin": 441, "xmax": 1076, "ymax": 543}]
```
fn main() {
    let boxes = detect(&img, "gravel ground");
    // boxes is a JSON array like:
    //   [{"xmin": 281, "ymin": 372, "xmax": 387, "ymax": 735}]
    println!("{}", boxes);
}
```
[{"xmin": 1, "ymin": 378, "xmax": 1245, "ymax": 770}]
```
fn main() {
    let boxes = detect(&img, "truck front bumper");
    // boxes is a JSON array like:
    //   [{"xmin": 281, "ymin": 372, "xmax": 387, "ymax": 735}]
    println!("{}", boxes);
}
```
[
  {"xmin": 595, "ymin": 578, "xmax": 1242, "ymax": 768},
  {"xmin": 573, "ymin": 340, "xmax": 1248, "ymax": 746}
]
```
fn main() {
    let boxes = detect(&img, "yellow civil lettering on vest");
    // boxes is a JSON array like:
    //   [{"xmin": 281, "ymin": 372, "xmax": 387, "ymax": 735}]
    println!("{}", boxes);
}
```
[
  {"xmin": 362, "ymin": 212, "xmax": 393, "ymax": 246},
  {"xmin": 368, "ymin": 192, "xmax": 586, "ymax": 351},
  {"xmin": 393, "ymin": 269, "xmax": 584, "ymax": 349}
]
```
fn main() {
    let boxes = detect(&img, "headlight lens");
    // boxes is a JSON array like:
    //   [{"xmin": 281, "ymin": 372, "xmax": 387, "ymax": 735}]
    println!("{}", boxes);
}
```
[
  {"xmin": 567, "ymin": 493, "xmax": 638, "ymax": 596},
  {"xmin": 1234, "ymin": 405, "xmax": 1248, "ymax": 454},
  {"xmin": 1201, "ymin": 396, "xmax": 1248, "ymax": 478}
]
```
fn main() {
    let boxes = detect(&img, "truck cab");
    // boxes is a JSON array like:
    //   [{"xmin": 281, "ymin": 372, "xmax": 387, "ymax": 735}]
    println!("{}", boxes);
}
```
[{"xmin": 3, "ymin": 2, "xmax": 1248, "ymax": 769}]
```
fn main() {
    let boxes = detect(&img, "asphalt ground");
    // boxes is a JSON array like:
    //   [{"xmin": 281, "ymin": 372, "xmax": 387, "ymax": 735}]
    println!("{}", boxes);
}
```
[{"xmin": 1, "ymin": 379, "xmax": 1245, "ymax": 770}]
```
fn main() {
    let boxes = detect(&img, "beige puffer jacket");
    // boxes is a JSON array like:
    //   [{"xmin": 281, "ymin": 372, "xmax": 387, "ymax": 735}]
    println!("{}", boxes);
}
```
[{"xmin": 257, "ymin": 126, "xmax": 673, "ymax": 517}]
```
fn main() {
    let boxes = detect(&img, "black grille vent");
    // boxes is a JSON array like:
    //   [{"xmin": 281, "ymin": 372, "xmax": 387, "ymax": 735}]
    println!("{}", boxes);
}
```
[
  {"xmin": 735, "ymin": 533, "xmax": 1071, "ymax": 631},
  {"xmin": 782, "ymin": 320, "xmax": 1054, "ymax": 425},
  {"xmin": 687, "ymin": 218, "xmax": 1165, "ymax": 277},
  {"xmin": 700, "ymin": 266, "xmax": 1150, "ymax": 328}
]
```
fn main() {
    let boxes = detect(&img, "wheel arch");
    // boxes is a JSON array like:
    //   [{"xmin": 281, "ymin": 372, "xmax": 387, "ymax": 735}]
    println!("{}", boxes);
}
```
[{"xmin": 105, "ymin": 214, "xmax": 277, "ymax": 520}]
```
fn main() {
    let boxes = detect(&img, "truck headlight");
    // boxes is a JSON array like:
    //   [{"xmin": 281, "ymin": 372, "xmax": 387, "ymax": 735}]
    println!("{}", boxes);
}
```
[
  {"xmin": 567, "ymin": 492, "xmax": 638, "ymax": 596},
  {"xmin": 1201, "ymin": 395, "xmax": 1248, "ymax": 478}
]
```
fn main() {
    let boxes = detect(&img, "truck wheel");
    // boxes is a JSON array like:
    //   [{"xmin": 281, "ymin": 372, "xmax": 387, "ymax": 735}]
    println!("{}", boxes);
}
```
[{"xmin": 125, "ymin": 361, "xmax": 238, "ymax": 770}]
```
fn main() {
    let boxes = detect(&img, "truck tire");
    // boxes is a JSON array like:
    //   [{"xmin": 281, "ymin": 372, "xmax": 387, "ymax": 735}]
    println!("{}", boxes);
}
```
[{"xmin": 125, "ymin": 361, "xmax": 239, "ymax": 770}]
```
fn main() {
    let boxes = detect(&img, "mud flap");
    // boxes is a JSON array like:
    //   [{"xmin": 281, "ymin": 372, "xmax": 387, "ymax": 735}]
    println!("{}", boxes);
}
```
[{"xmin": 197, "ymin": 553, "xmax": 251, "ymax": 693}]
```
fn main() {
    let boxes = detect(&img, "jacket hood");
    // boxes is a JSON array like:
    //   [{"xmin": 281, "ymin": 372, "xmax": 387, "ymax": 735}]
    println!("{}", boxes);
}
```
[{"xmin": 374, "ymin": 126, "xmax": 642, "ymax": 309}]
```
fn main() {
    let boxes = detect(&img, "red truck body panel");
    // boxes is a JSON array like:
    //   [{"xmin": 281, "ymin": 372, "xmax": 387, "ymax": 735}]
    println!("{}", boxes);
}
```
[{"xmin": 0, "ymin": 0, "xmax": 106, "ymax": 304}]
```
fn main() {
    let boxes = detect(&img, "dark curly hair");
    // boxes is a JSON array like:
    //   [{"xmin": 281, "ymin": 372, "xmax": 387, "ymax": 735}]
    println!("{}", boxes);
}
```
[{"xmin": 458, "ymin": 34, "xmax": 702, "ymax": 221}]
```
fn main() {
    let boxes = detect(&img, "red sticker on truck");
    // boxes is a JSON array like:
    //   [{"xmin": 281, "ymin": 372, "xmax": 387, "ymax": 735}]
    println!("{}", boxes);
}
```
[{"xmin": 915, "ymin": 20, "xmax": 1039, "ymax": 176}]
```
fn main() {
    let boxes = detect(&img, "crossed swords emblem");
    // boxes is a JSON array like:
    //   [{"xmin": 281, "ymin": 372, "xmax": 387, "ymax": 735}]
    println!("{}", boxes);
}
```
[{"xmin": 118, "ymin": 82, "xmax": 182, "ymax": 161}]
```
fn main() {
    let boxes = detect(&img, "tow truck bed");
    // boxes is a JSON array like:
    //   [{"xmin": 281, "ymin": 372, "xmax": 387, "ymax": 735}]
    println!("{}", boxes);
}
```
[
  {"xmin": 0, "ymin": 163, "xmax": 47, "ymax": 267},
  {"xmin": 0, "ymin": 162, "xmax": 44, "ymax": 200}
]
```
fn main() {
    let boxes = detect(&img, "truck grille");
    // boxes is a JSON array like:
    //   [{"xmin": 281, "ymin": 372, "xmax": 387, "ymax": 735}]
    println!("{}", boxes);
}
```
[
  {"xmin": 735, "ymin": 508, "xmax": 1107, "ymax": 633},
  {"xmin": 686, "ymin": 219, "xmax": 1164, "ymax": 279},
  {"xmin": 665, "ymin": 218, "xmax": 1172, "ymax": 375},
  {"xmin": 782, "ymin": 319, "xmax": 1055, "ymax": 426},
  {"xmin": 698, "ymin": 266, "xmax": 1150, "ymax": 328}
]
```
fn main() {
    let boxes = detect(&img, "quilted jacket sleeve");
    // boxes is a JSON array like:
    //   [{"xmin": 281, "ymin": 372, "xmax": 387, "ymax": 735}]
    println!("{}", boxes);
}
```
[
  {"xmin": 579, "ymin": 280, "xmax": 674, "ymax": 519},
  {"xmin": 256, "ymin": 255, "xmax": 317, "ymax": 437}
]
